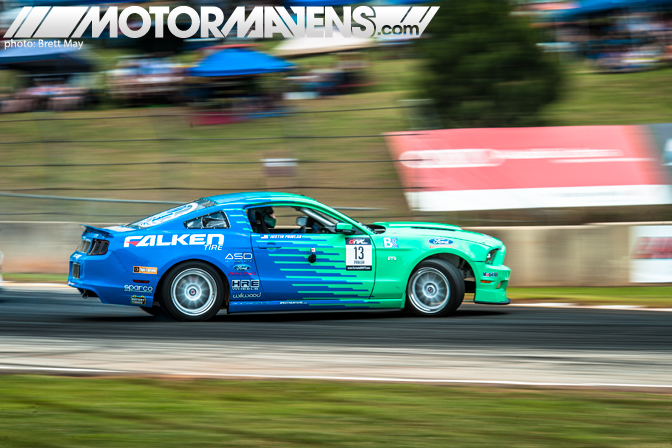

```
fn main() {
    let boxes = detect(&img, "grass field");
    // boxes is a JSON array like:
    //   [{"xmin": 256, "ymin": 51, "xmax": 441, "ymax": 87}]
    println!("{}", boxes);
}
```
[
  {"xmin": 0, "ymin": 376, "xmax": 670, "ymax": 447},
  {"xmin": 507, "ymin": 286, "xmax": 672, "ymax": 308},
  {"xmin": 1, "ymin": 55, "xmax": 671, "ymax": 224}
]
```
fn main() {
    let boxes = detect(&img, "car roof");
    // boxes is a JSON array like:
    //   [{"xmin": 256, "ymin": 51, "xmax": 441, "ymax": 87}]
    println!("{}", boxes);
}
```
[{"xmin": 206, "ymin": 192, "xmax": 322, "ymax": 207}]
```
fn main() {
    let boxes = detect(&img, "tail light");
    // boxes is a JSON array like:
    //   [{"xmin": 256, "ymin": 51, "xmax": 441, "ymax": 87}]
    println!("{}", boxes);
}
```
[
  {"xmin": 72, "ymin": 262, "xmax": 81, "ymax": 279},
  {"xmin": 88, "ymin": 239, "xmax": 109, "ymax": 256},
  {"xmin": 76, "ymin": 239, "xmax": 91, "ymax": 253}
]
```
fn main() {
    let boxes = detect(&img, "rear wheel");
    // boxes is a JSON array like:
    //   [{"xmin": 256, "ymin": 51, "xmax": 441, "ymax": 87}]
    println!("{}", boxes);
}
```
[
  {"xmin": 406, "ymin": 259, "xmax": 465, "ymax": 317},
  {"xmin": 161, "ymin": 262, "xmax": 225, "ymax": 321}
]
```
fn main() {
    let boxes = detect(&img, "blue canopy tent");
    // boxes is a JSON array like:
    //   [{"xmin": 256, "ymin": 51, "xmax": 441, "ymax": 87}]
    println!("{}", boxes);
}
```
[
  {"xmin": 0, "ymin": 43, "xmax": 92, "ymax": 75},
  {"xmin": 188, "ymin": 46, "xmax": 295, "ymax": 77},
  {"xmin": 556, "ymin": 0, "xmax": 672, "ymax": 20}
]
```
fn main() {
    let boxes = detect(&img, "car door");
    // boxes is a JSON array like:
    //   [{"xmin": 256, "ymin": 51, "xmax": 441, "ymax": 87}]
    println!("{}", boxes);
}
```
[{"xmin": 250, "ymin": 207, "xmax": 376, "ymax": 307}]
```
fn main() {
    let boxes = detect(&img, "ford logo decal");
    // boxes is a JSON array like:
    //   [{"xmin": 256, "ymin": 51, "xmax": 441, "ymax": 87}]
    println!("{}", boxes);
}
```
[
  {"xmin": 429, "ymin": 237, "xmax": 454, "ymax": 245},
  {"xmin": 234, "ymin": 264, "xmax": 251, "ymax": 271}
]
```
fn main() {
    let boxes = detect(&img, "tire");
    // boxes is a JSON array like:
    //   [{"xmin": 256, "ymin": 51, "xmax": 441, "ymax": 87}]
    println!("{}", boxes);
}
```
[
  {"xmin": 160, "ymin": 261, "xmax": 225, "ymax": 322},
  {"xmin": 405, "ymin": 259, "xmax": 465, "ymax": 317}
]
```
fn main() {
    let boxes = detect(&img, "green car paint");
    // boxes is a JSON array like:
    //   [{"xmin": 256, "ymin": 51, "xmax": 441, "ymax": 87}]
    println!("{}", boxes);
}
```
[{"xmin": 230, "ymin": 193, "xmax": 510, "ymax": 310}]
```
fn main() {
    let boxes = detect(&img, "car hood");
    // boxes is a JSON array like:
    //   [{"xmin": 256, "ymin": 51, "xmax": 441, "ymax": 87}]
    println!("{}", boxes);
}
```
[{"xmin": 370, "ymin": 221, "xmax": 502, "ymax": 248}]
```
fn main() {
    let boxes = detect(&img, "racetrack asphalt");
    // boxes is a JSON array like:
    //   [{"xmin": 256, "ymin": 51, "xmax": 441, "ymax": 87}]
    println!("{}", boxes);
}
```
[{"xmin": 1, "ymin": 285, "xmax": 671, "ymax": 388}]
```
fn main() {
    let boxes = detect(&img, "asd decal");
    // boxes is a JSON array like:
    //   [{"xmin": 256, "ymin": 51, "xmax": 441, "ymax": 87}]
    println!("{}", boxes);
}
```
[
  {"xmin": 124, "ymin": 234, "xmax": 224, "ymax": 249},
  {"xmin": 225, "ymin": 253, "xmax": 253, "ymax": 262}
]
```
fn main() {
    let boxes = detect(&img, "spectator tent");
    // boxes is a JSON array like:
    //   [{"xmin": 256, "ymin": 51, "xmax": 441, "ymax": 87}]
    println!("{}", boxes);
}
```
[
  {"xmin": 188, "ymin": 46, "xmax": 295, "ymax": 77},
  {"xmin": 0, "ymin": 43, "xmax": 92, "ymax": 75},
  {"xmin": 274, "ymin": 31, "xmax": 375, "ymax": 57},
  {"xmin": 557, "ymin": 0, "xmax": 672, "ymax": 19}
]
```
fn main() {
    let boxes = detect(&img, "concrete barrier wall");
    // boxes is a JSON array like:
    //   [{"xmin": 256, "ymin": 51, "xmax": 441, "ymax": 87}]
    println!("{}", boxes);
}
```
[
  {"xmin": 467, "ymin": 225, "xmax": 631, "ymax": 287},
  {"xmin": 0, "ymin": 221, "xmax": 644, "ymax": 286},
  {"xmin": 0, "ymin": 221, "xmax": 86, "ymax": 274}
]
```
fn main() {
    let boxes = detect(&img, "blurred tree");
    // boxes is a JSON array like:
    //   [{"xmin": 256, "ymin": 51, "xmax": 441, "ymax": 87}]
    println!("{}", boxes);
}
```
[{"xmin": 415, "ymin": 0, "xmax": 563, "ymax": 128}]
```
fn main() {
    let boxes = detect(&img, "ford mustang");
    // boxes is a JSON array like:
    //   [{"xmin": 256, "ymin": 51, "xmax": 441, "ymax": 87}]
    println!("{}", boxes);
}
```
[{"xmin": 68, "ymin": 192, "xmax": 510, "ymax": 321}]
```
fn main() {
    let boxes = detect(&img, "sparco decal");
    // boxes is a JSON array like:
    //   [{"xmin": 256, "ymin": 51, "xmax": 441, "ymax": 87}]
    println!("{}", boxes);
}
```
[
  {"xmin": 124, "ymin": 285, "xmax": 153, "ymax": 292},
  {"xmin": 124, "ymin": 234, "xmax": 224, "ymax": 248}
]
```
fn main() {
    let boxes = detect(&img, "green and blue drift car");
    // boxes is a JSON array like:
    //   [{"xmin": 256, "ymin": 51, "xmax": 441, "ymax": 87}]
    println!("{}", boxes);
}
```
[{"xmin": 68, "ymin": 192, "xmax": 510, "ymax": 321}]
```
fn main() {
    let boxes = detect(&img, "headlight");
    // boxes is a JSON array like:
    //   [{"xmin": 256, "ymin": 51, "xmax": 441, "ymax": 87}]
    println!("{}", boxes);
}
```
[{"xmin": 485, "ymin": 249, "xmax": 499, "ymax": 264}]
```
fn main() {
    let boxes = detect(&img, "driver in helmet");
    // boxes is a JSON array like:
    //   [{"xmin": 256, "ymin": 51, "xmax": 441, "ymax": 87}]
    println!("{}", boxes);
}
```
[
  {"xmin": 262, "ymin": 207, "xmax": 276, "ymax": 229},
  {"xmin": 252, "ymin": 207, "xmax": 276, "ymax": 233}
]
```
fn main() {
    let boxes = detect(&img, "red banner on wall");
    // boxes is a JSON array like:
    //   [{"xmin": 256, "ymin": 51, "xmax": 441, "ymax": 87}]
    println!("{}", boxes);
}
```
[{"xmin": 385, "ymin": 125, "xmax": 672, "ymax": 211}]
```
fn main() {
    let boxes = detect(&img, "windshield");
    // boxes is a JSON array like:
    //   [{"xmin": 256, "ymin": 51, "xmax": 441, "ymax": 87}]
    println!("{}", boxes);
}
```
[{"xmin": 127, "ymin": 199, "xmax": 216, "ymax": 229}]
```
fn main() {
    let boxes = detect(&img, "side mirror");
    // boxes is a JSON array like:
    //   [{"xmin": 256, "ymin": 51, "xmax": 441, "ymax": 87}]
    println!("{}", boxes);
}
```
[
  {"xmin": 335, "ymin": 223, "xmax": 355, "ymax": 234},
  {"xmin": 296, "ymin": 216, "xmax": 308, "ymax": 227}
]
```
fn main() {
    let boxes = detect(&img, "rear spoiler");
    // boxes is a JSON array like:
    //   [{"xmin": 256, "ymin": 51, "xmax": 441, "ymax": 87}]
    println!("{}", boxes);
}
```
[{"xmin": 79, "ymin": 225, "xmax": 115, "ymax": 238}]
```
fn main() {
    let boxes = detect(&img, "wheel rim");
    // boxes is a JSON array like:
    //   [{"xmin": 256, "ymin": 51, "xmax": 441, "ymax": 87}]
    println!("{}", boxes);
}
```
[
  {"xmin": 170, "ymin": 268, "xmax": 217, "ymax": 317},
  {"xmin": 409, "ymin": 267, "xmax": 450, "ymax": 314}
]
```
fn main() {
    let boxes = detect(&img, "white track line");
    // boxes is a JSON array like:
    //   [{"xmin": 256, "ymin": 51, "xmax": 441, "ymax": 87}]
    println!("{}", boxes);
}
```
[
  {"xmin": 2, "ymin": 282, "xmax": 71, "ymax": 288},
  {"xmin": 0, "ymin": 365, "xmax": 671, "ymax": 388},
  {"xmin": 510, "ymin": 303, "xmax": 672, "ymax": 312},
  {"xmin": 0, "ymin": 365, "xmax": 121, "ymax": 373}
]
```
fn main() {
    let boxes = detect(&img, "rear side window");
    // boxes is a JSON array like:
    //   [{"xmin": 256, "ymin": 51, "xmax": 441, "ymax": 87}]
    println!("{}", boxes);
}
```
[
  {"xmin": 184, "ymin": 211, "xmax": 229, "ymax": 229},
  {"xmin": 128, "ymin": 199, "xmax": 216, "ymax": 229}
]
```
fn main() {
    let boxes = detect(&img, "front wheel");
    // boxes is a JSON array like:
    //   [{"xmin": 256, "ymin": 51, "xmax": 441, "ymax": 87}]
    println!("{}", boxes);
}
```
[
  {"xmin": 160, "ymin": 262, "xmax": 225, "ymax": 321},
  {"xmin": 406, "ymin": 259, "xmax": 465, "ymax": 317}
]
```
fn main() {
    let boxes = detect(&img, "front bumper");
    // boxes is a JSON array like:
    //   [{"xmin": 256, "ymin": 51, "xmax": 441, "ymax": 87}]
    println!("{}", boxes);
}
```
[{"xmin": 473, "ymin": 263, "xmax": 511, "ymax": 305}]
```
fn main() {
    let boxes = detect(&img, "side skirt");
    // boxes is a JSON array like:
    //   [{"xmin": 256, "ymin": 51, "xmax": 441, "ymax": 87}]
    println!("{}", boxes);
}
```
[{"xmin": 229, "ymin": 298, "xmax": 404, "ymax": 313}]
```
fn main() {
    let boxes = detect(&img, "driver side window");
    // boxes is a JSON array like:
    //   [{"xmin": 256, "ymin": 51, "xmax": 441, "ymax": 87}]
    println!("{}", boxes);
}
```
[{"xmin": 247, "ymin": 206, "xmax": 339, "ymax": 234}]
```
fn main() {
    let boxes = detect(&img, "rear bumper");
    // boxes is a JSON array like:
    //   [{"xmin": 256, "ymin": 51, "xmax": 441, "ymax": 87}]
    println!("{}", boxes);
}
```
[{"xmin": 68, "ymin": 253, "xmax": 156, "ymax": 308}]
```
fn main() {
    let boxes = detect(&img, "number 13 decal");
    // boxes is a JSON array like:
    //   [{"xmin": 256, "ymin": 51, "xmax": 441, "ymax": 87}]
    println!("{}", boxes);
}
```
[{"xmin": 346, "ymin": 237, "xmax": 372, "ymax": 271}]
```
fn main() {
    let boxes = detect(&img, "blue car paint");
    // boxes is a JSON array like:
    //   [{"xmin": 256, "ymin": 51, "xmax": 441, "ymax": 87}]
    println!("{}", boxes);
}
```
[{"xmin": 68, "ymin": 193, "xmax": 393, "ymax": 313}]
